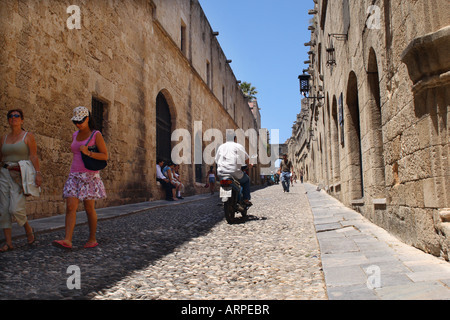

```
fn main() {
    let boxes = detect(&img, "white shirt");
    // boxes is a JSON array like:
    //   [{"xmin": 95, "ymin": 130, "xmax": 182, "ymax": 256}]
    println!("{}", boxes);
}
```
[
  {"xmin": 156, "ymin": 164, "xmax": 166, "ymax": 180},
  {"xmin": 215, "ymin": 142, "xmax": 249, "ymax": 180},
  {"xmin": 18, "ymin": 160, "xmax": 40, "ymax": 197}
]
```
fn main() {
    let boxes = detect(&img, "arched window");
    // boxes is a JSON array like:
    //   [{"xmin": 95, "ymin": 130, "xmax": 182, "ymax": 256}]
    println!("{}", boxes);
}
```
[{"xmin": 156, "ymin": 92, "xmax": 172, "ymax": 163}]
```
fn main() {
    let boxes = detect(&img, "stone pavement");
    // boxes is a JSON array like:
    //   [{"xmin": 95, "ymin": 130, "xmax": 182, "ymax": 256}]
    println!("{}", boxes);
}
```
[
  {"xmin": 1, "ymin": 183, "xmax": 449, "ymax": 300},
  {"xmin": 304, "ymin": 183, "xmax": 450, "ymax": 300},
  {"xmin": 90, "ymin": 183, "xmax": 326, "ymax": 300},
  {"xmin": 0, "ymin": 184, "xmax": 325, "ymax": 300},
  {"xmin": 0, "ymin": 193, "xmax": 213, "ymax": 242}
]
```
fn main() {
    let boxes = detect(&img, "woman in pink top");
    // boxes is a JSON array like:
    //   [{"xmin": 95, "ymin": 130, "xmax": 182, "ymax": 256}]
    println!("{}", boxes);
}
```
[{"xmin": 53, "ymin": 107, "xmax": 108, "ymax": 250}]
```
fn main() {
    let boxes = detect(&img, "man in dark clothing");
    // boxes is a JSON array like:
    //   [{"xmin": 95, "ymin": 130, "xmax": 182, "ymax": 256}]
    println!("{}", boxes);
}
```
[{"xmin": 279, "ymin": 153, "xmax": 293, "ymax": 193}]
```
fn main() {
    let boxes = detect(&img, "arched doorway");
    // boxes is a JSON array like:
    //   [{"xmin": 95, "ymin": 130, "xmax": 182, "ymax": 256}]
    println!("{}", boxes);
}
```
[
  {"xmin": 326, "ymin": 96, "xmax": 333, "ymax": 187},
  {"xmin": 331, "ymin": 95, "xmax": 341, "ymax": 183},
  {"xmin": 346, "ymin": 72, "xmax": 364, "ymax": 199},
  {"xmin": 368, "ymin": 48, "xmax": 386, "ymax": 197},
  {"xmin": 156, "ymin": 92, "xmax": 172, "ymax": 163}
]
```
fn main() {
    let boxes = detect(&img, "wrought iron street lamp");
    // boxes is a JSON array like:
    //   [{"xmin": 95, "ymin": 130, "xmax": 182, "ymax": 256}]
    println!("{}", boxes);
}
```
[
  {"xmin": 326, "ymin": 45, "xmax": 336, "ymax": 67},
  {"xmin": 298, "ymin": 73, "xmax": 311, "ymax": 96},
  {"xmin": 298, "ymin": 73, "xmax": 324, "ymax": 101},
  {"xmin": 326, "ymin": 33, "xmax": 348, "ymax": 68}
]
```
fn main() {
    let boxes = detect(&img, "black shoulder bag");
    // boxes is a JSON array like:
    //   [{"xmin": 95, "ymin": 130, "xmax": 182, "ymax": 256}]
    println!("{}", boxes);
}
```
[{"xmin": 81, "ymin": 131, "xmax": 107, "ymax": 171}]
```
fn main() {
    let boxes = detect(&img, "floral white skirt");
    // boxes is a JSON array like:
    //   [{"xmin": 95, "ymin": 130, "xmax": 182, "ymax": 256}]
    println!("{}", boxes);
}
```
[{"xmin": 63, "ymin": 172, "xmax": 106, "ymax": 200}]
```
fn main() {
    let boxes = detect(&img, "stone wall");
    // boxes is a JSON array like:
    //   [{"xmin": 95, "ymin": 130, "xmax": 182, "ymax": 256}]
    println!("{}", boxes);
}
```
[
  {"xmin": 0, "ymin": 0, "xmax": 260, "ymax": 220},
  {"xmin": 290, "ymin": 0, "xmax": 449, "ymax": 259}
]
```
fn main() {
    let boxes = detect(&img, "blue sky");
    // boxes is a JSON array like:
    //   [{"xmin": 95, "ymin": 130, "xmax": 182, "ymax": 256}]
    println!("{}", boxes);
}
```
[{"xmin": 198, "ymin": 0, "xmax": 313, "ymax": 144}]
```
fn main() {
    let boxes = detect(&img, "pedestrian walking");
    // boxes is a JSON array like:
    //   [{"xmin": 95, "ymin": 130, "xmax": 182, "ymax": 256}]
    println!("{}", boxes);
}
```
[
  {"xmin": 207, "ymin": 166, "xmax": 216, "ymax": 195},
  {"xmin": 53, "ymin": 107, "xmax": 108, "ymax": 250},
  {"xmin": 0, "ymin": 109, "xmax": 42, "ymax": 252},
  {"xmin": 300, "ymin": 168, "xmax": 304, "ymax": 184},
  {"xmin": 279, "ymin": 153, "xmax": 293, "ymax": 193}
]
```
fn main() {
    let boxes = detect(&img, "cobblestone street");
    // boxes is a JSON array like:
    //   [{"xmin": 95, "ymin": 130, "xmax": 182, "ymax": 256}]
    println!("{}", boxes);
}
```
[{"xmin": 0, "ymin": 184, "xmax": 327, "ymax": 300}]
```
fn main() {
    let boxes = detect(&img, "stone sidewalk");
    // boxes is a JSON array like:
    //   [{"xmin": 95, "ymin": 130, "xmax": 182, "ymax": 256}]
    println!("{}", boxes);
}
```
[{"xmin": 303, "ymin": 183, "xmax": 450, "ymax": 300}]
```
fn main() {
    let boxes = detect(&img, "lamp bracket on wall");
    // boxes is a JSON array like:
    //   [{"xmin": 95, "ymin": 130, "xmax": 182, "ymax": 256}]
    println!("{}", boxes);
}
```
[
  {"xmin": 303, "ymin": 94, "xmax": 324, "ymax": 101},
  {"xmin": 328, "ymin": 33, "xmax": 348, "ymax": 41}
]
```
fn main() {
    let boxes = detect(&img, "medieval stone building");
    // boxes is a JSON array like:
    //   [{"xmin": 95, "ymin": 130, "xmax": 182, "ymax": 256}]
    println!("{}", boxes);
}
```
[
  {"xmin": 289, "ymin": 0, "xmax": 449, "ymax": 259},
  {"xmin": 0, "ymin": 0, "xmax": 261, "ymax": 219}
]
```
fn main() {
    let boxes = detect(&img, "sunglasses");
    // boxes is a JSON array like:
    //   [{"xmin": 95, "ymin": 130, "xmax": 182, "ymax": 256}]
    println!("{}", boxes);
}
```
[
  {"xmin": 72, "ymin": 117, "xmax": 87, "ymax": 125},
  {"xmin": 8, "ymin": 114, "xmax": 21, "ymax": 119}
]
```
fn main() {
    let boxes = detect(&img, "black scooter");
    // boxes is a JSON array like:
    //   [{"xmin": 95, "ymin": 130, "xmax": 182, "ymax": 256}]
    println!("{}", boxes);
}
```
[{"xmin": 218, "ymin": 166, "xmax": 251, "ymax": 224}]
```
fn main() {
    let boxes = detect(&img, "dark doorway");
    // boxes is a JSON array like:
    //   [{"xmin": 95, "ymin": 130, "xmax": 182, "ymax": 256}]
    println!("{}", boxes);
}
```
[
  {"xmin": 368, "ymin": 48, "xmax": 386, "ymax": 197},
  {"xmin": 346, "ymin": 72, "xmax": 364, "ymax": 199},
  {"xmin": 156, "ymin": 92, "xmax": 172, "ymax": 163},
  {"xmin": 331, "ymin": 95, "xmax": 340, "ymax": 182}
]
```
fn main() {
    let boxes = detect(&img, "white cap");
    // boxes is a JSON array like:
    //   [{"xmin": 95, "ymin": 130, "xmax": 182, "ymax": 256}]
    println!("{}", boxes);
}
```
[{"xmin": 71, "ymin": 106, "xmax": 90, "ymax": 121}]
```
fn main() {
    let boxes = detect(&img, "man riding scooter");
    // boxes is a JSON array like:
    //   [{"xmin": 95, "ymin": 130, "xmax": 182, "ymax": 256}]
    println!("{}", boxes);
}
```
[{"xmin": 215, "ymin": 135, "xmax": 253, "ymax": 207}]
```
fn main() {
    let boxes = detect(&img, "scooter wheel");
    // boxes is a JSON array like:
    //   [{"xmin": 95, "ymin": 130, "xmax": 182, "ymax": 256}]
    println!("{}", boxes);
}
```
[{"xmin": 224, "ymin": 201, "xmax": 236, "ymax": 224}]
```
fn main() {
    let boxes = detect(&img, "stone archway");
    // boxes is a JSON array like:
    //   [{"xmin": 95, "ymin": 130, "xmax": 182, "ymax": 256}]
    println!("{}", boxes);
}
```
[
  {"xmin": 346, "ymin": 71, "xmax": 364, "ymax": 199},
  {"xmin": 367, "ymin": 48, "xmax": 386, "ymax": 198},
  {"xmin": 331, "ymin": 95, "xmax": 341, "ymax": 184},
  {"xmin": 156, "ymin": 91, "xmax": 173, "ymax": 163}
]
